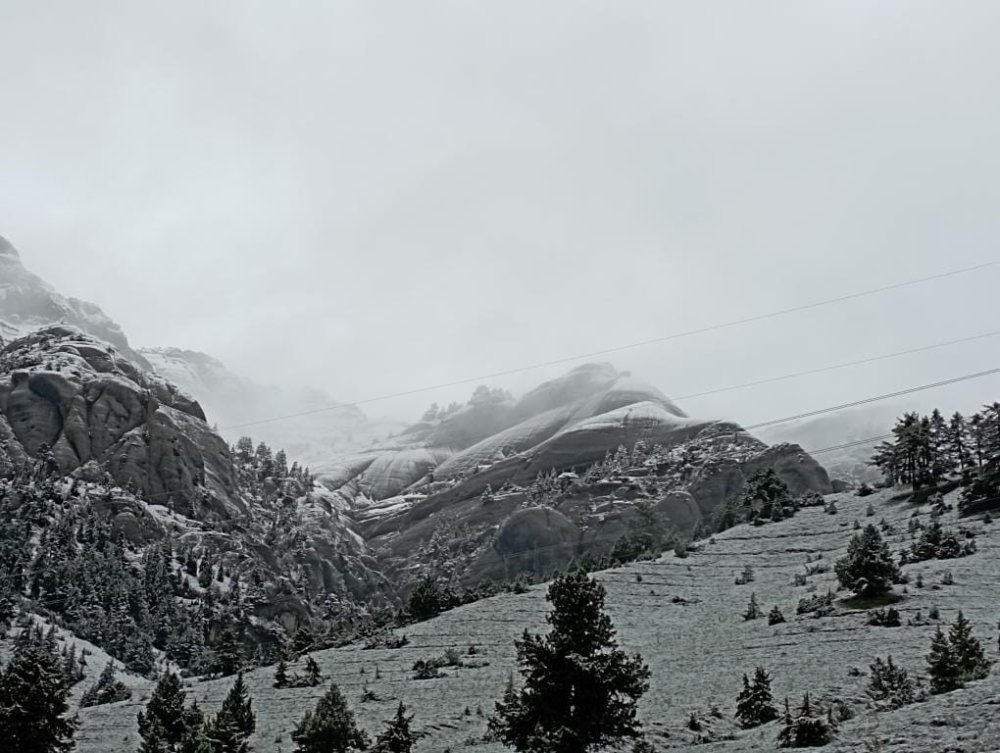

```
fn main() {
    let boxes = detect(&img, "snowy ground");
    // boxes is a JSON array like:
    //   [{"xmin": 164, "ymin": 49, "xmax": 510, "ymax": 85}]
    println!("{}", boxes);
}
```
[{"xmin": 74, "ymin": 488, "xmax": 1000, "ymax": 752}]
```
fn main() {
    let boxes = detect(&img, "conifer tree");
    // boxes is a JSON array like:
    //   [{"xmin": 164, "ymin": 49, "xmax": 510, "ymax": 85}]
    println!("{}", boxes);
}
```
[
  {"xmin": 217, "ymin": 673, "xmax": 255, "ymax": 740},
  {"xmin": 292, "ymin": 683, "xmax": 369, "ymax": 753},
  {"xmin": 372, "ymin": 702, "xmax": 416, "ymax": 753},
  {"xmin": 137, "ymin": 671, "xmax": 191, "ymax": 750},
  {"xmin": 866, "ymin": 656, "xmax": 914, "ymax": 708},
  {"xmin": 274, "ymin": 659, "xmax": 289, "ymax": 689},
  {"xmin": 948, "ymin": 611, "xmax": 991, "ymax": 682},
  {"xmin": 0, "ymin": 636, "xmax": 78, "ymax": 753},
  {"xmin": 81, "ymin": 661, "xmax": 132, "ymax": 708},
  {"xmin": 834, "ymin": 524, "xmax": 899, "ymax": 597},
  {"xmin": 742, "ymin": 593, "xmax": 762, "ymax": 621},
  {"xmin": 305, "ymin": 655, "xmax": 322, "ymax": 687},
  {"xmin": 776, "ymin": 692, "xmax": 835, "ymax": 748},
  {"xmin": 735, "ymin": 666, "xmax": 778, "ymax": 728},
  {"xmin": 927, "ymin": 626, "xmax": 960, "ymax": 694},
  {"xmin": 488, "ymin": 572, "xmax": 651, "ymax": 753}
]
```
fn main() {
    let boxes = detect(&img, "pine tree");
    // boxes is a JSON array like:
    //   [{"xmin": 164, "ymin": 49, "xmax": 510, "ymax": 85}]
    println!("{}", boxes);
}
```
[
  {"xmin": 139, "ymin": 719, "xmax": 169, "ymax": 753},
  {"xmin": 211, "ymin": 627, "xmax": 244, "ymax": 677},
  {"xmin": 735, "ymin": 666, "xmax": 778, "ymax": 728},
  {"xmin": 274, "ymin": 659, "xmax": 289, "ymax": 689},
  {"xmin": 80, "ymin": 661, "xmax": 132, "ymax": 708},
  {"xmin": 217, "ymin": 673, "xmax": 255, "ymax": 740},
  {"xmin": 776, "ymin": 692, "xmax": 835, "ymax": 748},
  {"xmin": 834, "ymin": 524, "xmax": 900, "ymax": 597},
  {"xmin": 372, "ymin": 702, "xmax": 416, "ymax": 753},
  {"xmin": 948, "ymin": 611, "xmax": 991, "ymax": 682},
  {"xmin": 0, "ymin": 637, "xmax": 78, "ymax": 753},
  {"xmin": 305, "ymin": 655, "xmax": 322, "ymax": 687},
  {"xmin": 138, "ymin": 671, "xmax": 190, "ymax": 749},
  {"xmin": 488, "ymin": 572, "xmax": 651, "ymax": 753},
  {"xmin": 292, "ymin": 683, "xmax": 369, "ymax": 753},
  {"xmin": 867, "ymin": 656, "xmax": 914, "ymax": 708},
  {"xmin": 742, "ymin": 592, "xmax": 762, "ymax": 621},
  {"xmin": 927, "ymin": 626, "xmax": 960, "ymax": 694}
]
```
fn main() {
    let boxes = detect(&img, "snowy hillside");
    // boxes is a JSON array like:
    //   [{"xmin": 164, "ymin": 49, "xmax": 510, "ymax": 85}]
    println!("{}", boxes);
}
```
[{"xmin": 72, "ymin": 486, "xmax": 1000, "ymax": 752}]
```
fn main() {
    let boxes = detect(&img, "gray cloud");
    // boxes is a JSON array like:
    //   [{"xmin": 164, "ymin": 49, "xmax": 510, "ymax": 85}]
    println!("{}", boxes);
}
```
[{"xmin": 2, "ymin": 1, "xmax": 1000, "ymax": 427}]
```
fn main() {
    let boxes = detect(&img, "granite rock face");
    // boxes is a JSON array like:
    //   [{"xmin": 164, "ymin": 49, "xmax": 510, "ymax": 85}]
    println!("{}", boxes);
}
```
[{"xmin": 0, "ymin": 326, "xmax": 238, "ymax": 516}]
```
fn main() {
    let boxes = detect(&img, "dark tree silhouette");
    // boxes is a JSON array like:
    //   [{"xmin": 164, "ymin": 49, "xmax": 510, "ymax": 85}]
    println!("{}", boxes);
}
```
[{"xmin": 488, "ymin": 572, "xmax": 651, "ymax": 753}]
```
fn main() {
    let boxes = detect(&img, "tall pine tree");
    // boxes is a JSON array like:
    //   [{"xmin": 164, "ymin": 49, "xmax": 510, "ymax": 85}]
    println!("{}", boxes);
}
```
[
  {"xmin": 488, "ymin": 572, "xmax": 651, "ymax": 753},
  {"xmin": 0, "ymin": 635, "xmax": 78, "ymax": 753},
  {"xmin": 292, "ymin": 683, "xmax": 369, "ymax": 753}
]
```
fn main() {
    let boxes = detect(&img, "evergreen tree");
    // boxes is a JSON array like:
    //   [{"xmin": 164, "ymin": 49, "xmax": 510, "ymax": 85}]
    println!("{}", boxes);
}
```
[
  {"xmin": 274, "ymin": 659, "xmax": 289, "ymax": 689},
  {"xmin": 866, "ymin": 656, "xmax": 914, "ymax": 708},
  {"xmin": 138, "ymin": 671, "xmax": 190, "ymax": 750},
  {"xmin": 372, "ymin": 702, "xmax": 416, "ymax": 753},
  {"xmin": 218, "ymin": 674, "xmax": 255, "ymax": 740},
  {"xmin": 488, "ymin": 572, "xmax": 651, "ymax": 753},
  {"xmin": 735, "ymin": 667, "xmax": 778, "ymax": 728},
  {"xmin": 834, "ymin": 525, "xmax": 900, "ymax": 597},
  {"xmin": 948, "ymin": 611, "xmax": 991, "ymax": 682},
  {"xmin": 81, "ymin": 661, "xmax": 132, "ymax": 708},
  {"xmin": 139, "ymin": 720, "xmax": 169, "ymax": 753},
  {"xmin": 927, "ymin": 626, "xmax": 960, "ymax": 694},
  {"xmin": 305, "ymin": 655, "xmax": 322, "ymax": 686},
  {"xmin": 0, "ymin": 636, "xmax": 78, "ymax": 753},
  {"xmin": 291, "ymin": 683, "xmax": 369, "ymax": 753},
  {"xmin": 775, "ymin": 693, "xmax": 835, "ymax": 748},
  {"xmin": 211, "ymin": 627, "xmax": 244, "ymax": 677},
  {"xmin": 742, "ymin": 593, "xmax": 762, "ymax": 621}
]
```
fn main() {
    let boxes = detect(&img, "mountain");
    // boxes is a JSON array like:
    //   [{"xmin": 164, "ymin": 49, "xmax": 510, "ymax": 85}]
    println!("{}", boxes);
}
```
[
  {"xmin": 0, "ymin": 235, "xmax": 149, "ymax": 367},
  {"xmin": 315, "ymin": 362, "xmax": 832, "ymax": 588},
  {"xmin": 0, "ymin": 232, "xmax": 835, "ymax": 690},
  {"xmin": 139, "ymin": 346, "xmax": 403, "ymax": 464},
  {"xmin": 0, "ymin": 235, "xmax": 397, "ymax": 462}
]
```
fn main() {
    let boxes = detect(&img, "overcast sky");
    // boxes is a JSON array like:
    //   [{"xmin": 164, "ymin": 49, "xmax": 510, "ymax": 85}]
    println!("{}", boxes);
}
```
[{"xmin": 2, "ymin": 1, "xmax": 1000, "ymax": 428}]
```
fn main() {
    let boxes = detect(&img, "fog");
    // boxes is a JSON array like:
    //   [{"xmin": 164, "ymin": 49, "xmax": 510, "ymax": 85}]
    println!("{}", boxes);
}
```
[{"xmin": 3, "ymin": 1, "xmax": 1000, "ymax": 428}]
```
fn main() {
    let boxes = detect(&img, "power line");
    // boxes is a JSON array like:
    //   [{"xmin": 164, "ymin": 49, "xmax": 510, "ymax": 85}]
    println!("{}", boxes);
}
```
[
  {"xmin": 744, "ymin": 367, "xmax": 1000, "ymax": 431},
  {"xmin": 807, "ymin": 434, "xmax": 892, "ymax": 455},
  {"xmin": 35, "ymin": 362, "xmax": 1000, "ymax": 511},
  {"xmin": 220, "ymin": 260, "xmax": 999, "ymax": 430},
  {"xmin": 673, "ymin": 330, "xmax": 1000, "ymax": 402}
]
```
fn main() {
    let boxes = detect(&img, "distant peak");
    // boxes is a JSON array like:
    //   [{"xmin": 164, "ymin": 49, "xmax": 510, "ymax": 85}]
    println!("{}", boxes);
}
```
[{"xmin": 0, "ymin": 235, "xmax": 20, "ymax": 261}]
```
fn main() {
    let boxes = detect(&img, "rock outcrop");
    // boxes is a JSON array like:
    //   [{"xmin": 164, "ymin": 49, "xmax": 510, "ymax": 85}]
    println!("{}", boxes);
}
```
[{"xmin": 0, "ymin": 326, "xmax": 239, "ymax": 516}]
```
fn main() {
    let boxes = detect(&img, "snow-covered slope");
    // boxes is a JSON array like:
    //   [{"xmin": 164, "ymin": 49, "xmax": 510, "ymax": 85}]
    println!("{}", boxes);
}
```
[{"xmin": 73, "ymin": 486, "xmax": 1000, "ymax": 752}]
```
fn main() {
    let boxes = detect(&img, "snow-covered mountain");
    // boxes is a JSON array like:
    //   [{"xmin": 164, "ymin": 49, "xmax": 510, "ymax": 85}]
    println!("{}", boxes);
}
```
[
  {"xmin": 139, "ymin": 346, "xmax": 403, "ymax": 464},
  {"xmin": 0, "ymin": 235, "xmax": 149, "ymax": 367}
]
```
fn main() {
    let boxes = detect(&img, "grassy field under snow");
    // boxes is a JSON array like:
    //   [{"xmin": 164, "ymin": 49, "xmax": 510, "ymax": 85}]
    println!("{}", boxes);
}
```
[{"xmin": 73, "ymin": 488, "xmax": 1000, "ymax": 752}]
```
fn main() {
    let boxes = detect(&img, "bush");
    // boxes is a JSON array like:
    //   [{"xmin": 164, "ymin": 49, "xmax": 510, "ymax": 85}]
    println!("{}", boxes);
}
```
[
  {"xmin": 866, "ymin": 608, "xmax": 901, "ymax": 628},
  {"xmin": 856, "ymin": 483, "xmax": 874, "ymax": 497},
  {"xmin": 834, "ymin": 525, "xmax": 900, "ymax": 598},
  {"xmin": 80, "ymin": 661, "xmax": 132, "ymax": 708},
  {"xmin": 796, "ymin": 592, "xmax": 834, "ymax": 617},
  {"xmin": 776, "ymin": 694, "xmax": 835, "ymax": 748},
  {"xmin": 735, "ymin": 565, "xmax": 755, "ymax": 585},
  {"xmin": 867, "ymin": 656, "xmax": 915, "ymax": 708},
  {"xmin": 407, "ymin": 577, "xmax": 457, "ymax": 622},
  {"xmin": 743, "ymin": 593, "xmax": 762, "ymax": 621},
  {"xmin": 768, "ymin": 607, "xmax": 786, "ymax": 626}
]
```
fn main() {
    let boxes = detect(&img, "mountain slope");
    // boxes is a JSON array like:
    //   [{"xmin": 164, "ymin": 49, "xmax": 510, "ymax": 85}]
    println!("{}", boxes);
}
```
[{"xmin": 70, "ymin": 486, "xmax": 1000, "ymax": 752}]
